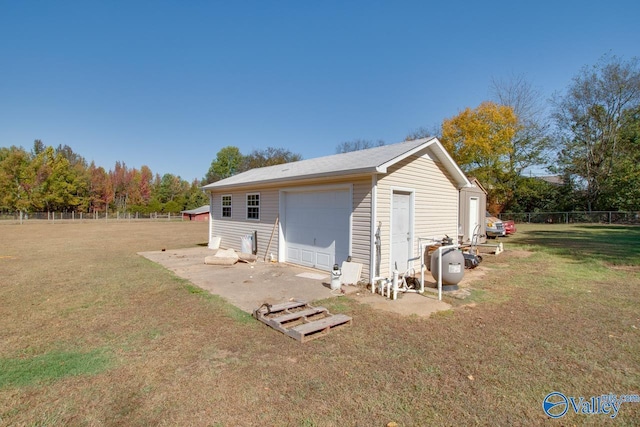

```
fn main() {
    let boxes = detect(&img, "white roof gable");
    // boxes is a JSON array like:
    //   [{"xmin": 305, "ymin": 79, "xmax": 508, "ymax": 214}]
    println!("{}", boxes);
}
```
[{"xmin": 202, "ymin": 137, "xmax": 470, "ymax": 190}]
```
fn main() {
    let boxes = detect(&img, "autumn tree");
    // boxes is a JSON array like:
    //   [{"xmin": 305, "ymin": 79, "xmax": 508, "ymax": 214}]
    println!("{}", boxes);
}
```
[
  {"xmin": 1, "ymin": 139, "xmax": 237, "ymax": 215},
  {"xmin": 440, "ymin": 101, "xmax": 519, "ymax": 210},
  {"xmin": 87, "ymin": 162, "xmax": 110, "ymax": 213},
  {"xmin": 139, "ymin": 165, "xmax": 153, "ymax": 205},
  {"xmin": 110, "ymin": 161, "xmax": 132, "ymax": 211},
  {"xmin": 552, "ymin": 55, "xmax": 640, "ymax": 211}
]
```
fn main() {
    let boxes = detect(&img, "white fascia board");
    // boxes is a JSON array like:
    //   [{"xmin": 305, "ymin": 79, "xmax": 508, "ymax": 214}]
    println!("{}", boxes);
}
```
[{"xmin": 204, "ymin": 169, "xmax": 375, "ymax": 192}]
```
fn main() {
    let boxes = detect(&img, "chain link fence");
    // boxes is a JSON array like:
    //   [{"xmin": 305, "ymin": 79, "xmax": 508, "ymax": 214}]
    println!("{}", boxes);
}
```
[{"xmin": 498, "ymin": 211, "xmax": 640, "ymax": 225}]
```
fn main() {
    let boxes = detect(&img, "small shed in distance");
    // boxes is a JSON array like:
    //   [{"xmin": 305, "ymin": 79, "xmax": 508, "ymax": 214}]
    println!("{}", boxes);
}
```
[
  {"xmin": 459, "ymin": 177, "xmax": 487, "ymax": 244},
  {"xmin": 181, "ymin": 205, "xmax": 210, "ymax": 222}
]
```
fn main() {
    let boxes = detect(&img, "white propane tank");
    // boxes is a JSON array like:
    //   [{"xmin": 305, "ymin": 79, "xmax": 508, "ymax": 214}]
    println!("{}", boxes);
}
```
[{"xmin": 330, "ymin": 264, "xmax": 342, "ymax": 290}]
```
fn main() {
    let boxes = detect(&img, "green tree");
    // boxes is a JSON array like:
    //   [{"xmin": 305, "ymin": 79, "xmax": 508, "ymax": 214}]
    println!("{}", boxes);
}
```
[
  {"xmin": 552, "ymin": 55, "xmax": 640, "ymax": 211},
  {"xmin": 0, "ymin": 146, "xmax": 34, "ymax": 214},
  {"xmin": 185, "ymin": 179, "xmax": 208, "ymax": 209},
  {"xmin": 507, "ymin": 176, "xmax": 559, "ymax": 212},
  {"xmin": 28, "ymin": 146, "xmax": 53, "ymax": 211},
  {"xmin": 203, "ymin": 146, "xmax": 243, "ymax": 184},
  {"xmin": 35, "ymin": 147, "xmax": 82, "ymax": 211},
  {"xmin": 597, "ymin": 105, "xmax": 640, "ymax": 210},
  {"xmin": 154, "ymin": 173, "xmax": 189, "ymax": 212},
  {"xmin": 54, "ymin": 144, "xmax": 88, "ymax": 211},
  {"xmin": 240, "ymin": 147, "xmax": 302, "ymax": 171},
  {"xmin": 32, "ymin": 139, "xmax": 45, "ymax": 156}
]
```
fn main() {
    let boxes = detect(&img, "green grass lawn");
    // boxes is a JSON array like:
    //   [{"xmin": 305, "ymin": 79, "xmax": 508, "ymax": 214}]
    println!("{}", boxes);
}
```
[
  {"xmin": 0, "ymin": 221, "xmax": 638, "ymax": 426},
  {"xmin": 509, "ymin": 223, "xmax": 640, "ymax": 265}
]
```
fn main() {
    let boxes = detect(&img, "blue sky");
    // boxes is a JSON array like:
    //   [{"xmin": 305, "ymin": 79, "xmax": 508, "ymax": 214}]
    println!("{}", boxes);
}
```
[{"xmin": 1, "ymin": 1, "xmax": 638, "ymax": 182}]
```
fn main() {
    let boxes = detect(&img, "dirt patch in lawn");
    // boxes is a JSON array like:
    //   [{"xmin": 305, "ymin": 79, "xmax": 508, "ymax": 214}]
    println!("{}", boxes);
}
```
[{"xmin": 502, "ymin": 249, "xmax": 534, "ymax": 258}]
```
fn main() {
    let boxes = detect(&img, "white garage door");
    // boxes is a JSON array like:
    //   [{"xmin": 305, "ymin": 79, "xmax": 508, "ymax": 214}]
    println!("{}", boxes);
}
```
[{"xmin": 284, "ymin": 190, "xmax": 350, "ymax": 271}]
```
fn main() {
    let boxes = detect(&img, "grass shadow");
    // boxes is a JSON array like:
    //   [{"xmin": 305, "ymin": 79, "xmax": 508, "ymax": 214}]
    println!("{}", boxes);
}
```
[{"xmin": 510, "ymin": 224, "xmax": 640, "ymax": 266}]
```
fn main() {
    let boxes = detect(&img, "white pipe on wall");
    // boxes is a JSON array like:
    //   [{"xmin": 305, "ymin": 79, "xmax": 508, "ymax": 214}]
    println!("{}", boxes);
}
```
[
  {"xmin": 392, "ymin": 268, "xmax": 399, "ymax": 300},
  {"xmin": 435, "ymin": 243, "xmax": 458, "ymax": 301},
  {"xmin": 438, "ymin": 246, "xmax": 443, "ymax": 301}
]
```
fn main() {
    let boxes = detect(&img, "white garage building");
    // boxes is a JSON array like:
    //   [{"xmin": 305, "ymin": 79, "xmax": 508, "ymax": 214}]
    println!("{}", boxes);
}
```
[{"xmin": 202, "ymin": 137, "xmax": 471, "ymax": 284}]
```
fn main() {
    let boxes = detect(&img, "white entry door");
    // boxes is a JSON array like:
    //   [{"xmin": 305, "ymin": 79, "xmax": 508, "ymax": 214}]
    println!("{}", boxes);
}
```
[
  {"xmin": 284, "ymin": 190, "xmax": 350, "ymax": 271},
  {"xmin": 391, "ymin": 191, "xmax": 412, "ymax": 273},
  {"xmin": 469, "ymin": 197, "xmax": 479, "ymax": 241}
]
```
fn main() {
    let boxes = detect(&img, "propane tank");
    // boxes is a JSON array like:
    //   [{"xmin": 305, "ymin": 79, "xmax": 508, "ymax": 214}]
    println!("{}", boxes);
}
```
[{"xmin": 330, "ymin": 264, "xmax": 342, "ymax": 290}]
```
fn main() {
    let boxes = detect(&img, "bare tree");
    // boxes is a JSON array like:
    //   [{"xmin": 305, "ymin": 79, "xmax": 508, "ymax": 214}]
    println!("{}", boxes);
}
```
[
  {"xmin": 335, "ymin": 139, "xmax": 384, "ymax": 153},
  {"xmin": 405, "ymin": 125, "xmax": 439, "ymax": 141},
  {"xmin": 552, "ymin": 55, "xmax": 640, "ymax": 211},
  {"xmin": 491, "ymin": 73, "xmax": 551, "ymax": 176}
]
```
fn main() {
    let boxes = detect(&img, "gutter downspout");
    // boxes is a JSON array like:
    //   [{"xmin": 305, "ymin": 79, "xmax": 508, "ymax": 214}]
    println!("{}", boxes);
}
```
[
  {"xmin": 370, "ymin": 174, "xmax": 378, "ymax": 293},
  {"xmin": 207, "ymin": 191, "xmax": 214, "ymax": 249}
]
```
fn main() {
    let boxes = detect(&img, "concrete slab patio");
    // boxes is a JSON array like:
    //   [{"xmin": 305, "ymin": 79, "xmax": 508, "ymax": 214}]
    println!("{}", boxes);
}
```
[{"xmin": 139, "ymin": 246, "xmax": 453, "ymax": 317}]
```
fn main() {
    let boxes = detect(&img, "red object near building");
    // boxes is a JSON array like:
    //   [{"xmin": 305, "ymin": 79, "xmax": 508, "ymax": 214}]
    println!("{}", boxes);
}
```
[
  {"xmin": 181, "ymin": 205, "xmax": 210, "ymax": 222},
  {"xmin": 503, "ymin": 220, "xmax": 516, "ymax": 235}
]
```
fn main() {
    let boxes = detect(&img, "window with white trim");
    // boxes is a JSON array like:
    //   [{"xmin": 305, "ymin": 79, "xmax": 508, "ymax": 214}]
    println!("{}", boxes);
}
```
[
  {"xmin": 221, "ymin": 195, "xmax": 232, "ymax": 218},
  {"xmin": 246, "ymin": 193, "xmax": 260, "ymax": 220}
]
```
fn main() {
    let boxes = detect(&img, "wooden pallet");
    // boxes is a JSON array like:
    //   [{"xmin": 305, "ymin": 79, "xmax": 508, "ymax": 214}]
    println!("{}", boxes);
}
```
[{"xmin": 252, "ymin": 300, "xmax": 352, "ymax": 343}]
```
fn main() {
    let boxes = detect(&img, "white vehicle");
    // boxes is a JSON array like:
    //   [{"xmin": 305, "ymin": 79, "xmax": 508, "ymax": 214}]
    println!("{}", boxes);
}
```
[{"xmin": 485, "ymin": 211, "xmax": 505, "ymax": 238}]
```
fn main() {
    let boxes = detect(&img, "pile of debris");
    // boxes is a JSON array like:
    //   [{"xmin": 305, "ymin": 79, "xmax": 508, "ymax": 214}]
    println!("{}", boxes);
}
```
[{"xmin": 204, "ymin": 248, "xmax": 256, "ymax": 266}]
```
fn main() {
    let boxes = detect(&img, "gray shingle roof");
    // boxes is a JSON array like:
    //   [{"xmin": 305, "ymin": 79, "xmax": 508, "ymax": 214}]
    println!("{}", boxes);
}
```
[
  {"xmin": 181, "ymin": 205, "xmax": 210, "ymax": 215},
  {"xmin": 202, "ymin": 137, "xmax": 469, "ymax": 190}
]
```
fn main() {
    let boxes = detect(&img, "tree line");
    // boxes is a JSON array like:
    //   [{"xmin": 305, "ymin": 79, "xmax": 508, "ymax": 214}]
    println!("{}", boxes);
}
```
[
  {"xmin": 0, "ymin": 141, "xmax": 208, "ymax": 215},
  {"xmin": 0, "ymin": 143, "xmax": 304, "ymax": 216},
  {"xmin": 407, "ymin": 54, "xmax": 640, "ymax": 213},
  {"xmin": 2, "ymin": 55, "xmax": 638, "ymax": 216}
]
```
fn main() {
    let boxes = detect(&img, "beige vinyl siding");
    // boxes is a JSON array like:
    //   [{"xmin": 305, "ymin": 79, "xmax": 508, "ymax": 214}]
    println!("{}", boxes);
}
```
[
  {"xmin": 210, "ymin": 178, "xmax": 374, "ymax": 280},
  {"xmin": 376, "ymin": 153, "xmax": 459, "ymax": 278},
  {"xmin": 351, "ymin": 178, "xmax": 372, "ymax": 281},
  {"xmin": 210, "ymin": 189, "xmax": 280, "ymax": 259}
]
